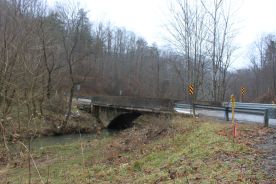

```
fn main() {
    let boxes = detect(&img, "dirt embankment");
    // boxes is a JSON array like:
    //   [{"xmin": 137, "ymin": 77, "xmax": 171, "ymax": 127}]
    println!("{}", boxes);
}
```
[
  {"xmin": 41, "ymin": 113, "xmax": 99, "ymax": 136},
  {"xmin": 218, "ymin": 124, "xmax": 276, "ymax": 178},
  {"xmin": 240, "ymin": 127, "xmax": 276, "ymax": 178},
  {"xmin": 1, "ymin": 114, "xmax": 276, "ymax": 183},
  {"xmin": 85, "ymin": 114, "xmax": 177, "ymax": 166},
  {"xmin": 4, "ymin": 110, "xmax": 100, "ymax": 145},
  {"xmin": 257, "ymin": 130, "xmax": 276, "ymax": 177},
  {"xmin": 0, "ymin": 111, "xmax": 99, "ymax": 167}
]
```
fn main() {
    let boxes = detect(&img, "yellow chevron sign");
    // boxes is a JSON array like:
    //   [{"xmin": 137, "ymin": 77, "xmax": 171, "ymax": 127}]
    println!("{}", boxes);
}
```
[
  {"xmin": 240, "ymin": 87, "xmax": 246, "ymax": 95},
  {"xmin": 188, "ymin": 84, "xmax": 194, "ymax": 95}
]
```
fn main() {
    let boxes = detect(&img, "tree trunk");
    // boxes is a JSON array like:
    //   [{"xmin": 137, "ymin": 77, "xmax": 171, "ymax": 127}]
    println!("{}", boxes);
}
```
[
  {"xmin": 46, "ymin": 72, "xmax": 52, "ymax": 99},
  {"xmin": 65, "ymin": 83, "xmax": 75, "ymax": 125}
]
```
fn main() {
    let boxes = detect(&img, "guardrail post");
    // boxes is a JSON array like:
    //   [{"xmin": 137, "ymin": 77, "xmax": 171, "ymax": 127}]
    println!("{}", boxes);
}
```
[
  {"xmin": 192, "ymin": 103, "xmax": 196, "ymax": 117},
  {"xmin": 225, "ymin": 107, "xmax": 229, "ymax": 121},
  {"xmin": 264, "ymin": 109, "xmax": 269, "ymax": 127}
]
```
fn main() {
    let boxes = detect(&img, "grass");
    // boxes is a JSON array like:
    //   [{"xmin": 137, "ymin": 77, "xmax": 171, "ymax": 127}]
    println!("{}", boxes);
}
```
[{"xmin": 1, "ymin": 115, "xmax": 274, "ymax": 183}]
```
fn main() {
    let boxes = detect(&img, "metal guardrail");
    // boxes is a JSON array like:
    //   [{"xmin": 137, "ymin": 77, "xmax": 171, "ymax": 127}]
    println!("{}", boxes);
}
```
[
  {"xmin": 175, "ymin": 102, "xmax": 276, "ymax": 127},
  {"xmin": 177, "ymin": 102, "xmax": 276, "ymax": 113},
  {"xmin": 176, "ymin": 103, "xmax": 267, "ymax": 113},
  {"xmin": 222, "ymin": 102, "xmax": 276, "ymax": 109}
]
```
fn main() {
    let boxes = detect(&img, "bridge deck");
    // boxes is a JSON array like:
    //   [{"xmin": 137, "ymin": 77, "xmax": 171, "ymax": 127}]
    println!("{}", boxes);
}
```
[{"xmin": 78, "ymin": 96, "xmax": 176, "ymax": 113}]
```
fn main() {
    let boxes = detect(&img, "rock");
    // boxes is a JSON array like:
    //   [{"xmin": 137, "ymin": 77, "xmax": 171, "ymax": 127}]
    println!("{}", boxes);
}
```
[
  {"xmin": 168, "ymin": 169, "xmax": 177, "ymax": 180},
  {"xmin": 71, "ymin": 111, "xmax": 80, "ymax": 118}
]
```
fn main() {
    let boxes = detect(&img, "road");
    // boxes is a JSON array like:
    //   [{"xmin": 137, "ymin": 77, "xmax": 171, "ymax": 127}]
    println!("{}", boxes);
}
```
[{"xmin": 175, "ymin": 108, "xmax": 276, "ymax": 127}]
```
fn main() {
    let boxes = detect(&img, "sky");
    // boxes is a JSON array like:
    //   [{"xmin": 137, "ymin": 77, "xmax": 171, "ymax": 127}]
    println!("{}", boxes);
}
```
[{"xmin": 48, "ymin": 0, "xmax": 276, "ymax": 69}]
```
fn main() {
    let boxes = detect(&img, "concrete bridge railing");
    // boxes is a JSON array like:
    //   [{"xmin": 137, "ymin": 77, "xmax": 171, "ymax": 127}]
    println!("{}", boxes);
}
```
[{"xmin": 91, "ymin": 96, "xmax": 175, "ymax": 112}]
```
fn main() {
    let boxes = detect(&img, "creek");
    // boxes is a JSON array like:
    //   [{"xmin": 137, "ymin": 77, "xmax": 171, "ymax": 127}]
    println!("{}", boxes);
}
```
[{"xmin": 9, "ymin": 130, "xmax": 115, "ymax": 152}]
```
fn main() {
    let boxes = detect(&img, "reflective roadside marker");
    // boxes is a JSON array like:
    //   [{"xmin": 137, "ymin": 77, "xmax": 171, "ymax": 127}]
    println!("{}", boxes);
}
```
[
  {"xmin": 231, "ymin": 95, "xmax": 236, "ymax": 108},
  {"xmin": 240, "ymin": 87, "xmax": 246, "ymax": 95},
  {"xmin": 188, "ymin": 84, "xmax": 194, "ymax": 95},
  {"xmin": 240, "ymin": 87, "xmax": 246, "ymax": 102},
  {"xmin": 230, "ymin": 95, "xmax": 237, "ymax": 138}
]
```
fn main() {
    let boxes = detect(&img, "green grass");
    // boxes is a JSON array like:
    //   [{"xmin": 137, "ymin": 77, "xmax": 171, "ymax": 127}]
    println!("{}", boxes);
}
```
[{"xmin": 3, "ymin": 116, "xmax": 272, "ymax": 183}]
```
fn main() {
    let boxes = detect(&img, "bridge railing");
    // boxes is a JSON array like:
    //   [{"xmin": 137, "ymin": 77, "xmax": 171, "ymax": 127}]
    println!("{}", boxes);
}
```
[{"xmin": 91, "ymin": 96, "xmax": 175, "ymax": 112}]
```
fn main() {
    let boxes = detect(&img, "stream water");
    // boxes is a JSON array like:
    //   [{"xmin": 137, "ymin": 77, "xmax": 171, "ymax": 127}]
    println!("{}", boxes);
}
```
[{"xmin": 9, "ymin": 130, "xmax": 115, "ymax": 152}]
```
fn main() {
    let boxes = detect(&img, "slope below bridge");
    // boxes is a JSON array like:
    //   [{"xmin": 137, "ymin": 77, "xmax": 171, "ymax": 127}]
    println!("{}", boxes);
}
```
[{"xmin": 78, "ymin": 96, "xmax": 175, "ymax": 129}]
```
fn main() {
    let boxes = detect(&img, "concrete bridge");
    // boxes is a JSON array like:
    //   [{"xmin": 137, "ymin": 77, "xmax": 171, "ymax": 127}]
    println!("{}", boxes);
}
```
[{"xmin": 78, "ymin": 96, "xmax": 175, "ymax": 129}]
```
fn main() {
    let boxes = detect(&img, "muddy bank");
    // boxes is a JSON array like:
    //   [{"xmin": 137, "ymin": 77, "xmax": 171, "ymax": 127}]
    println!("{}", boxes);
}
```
[
  {"xmin": 0, "ymin": 113, "xmax": 99, "ymax": 165},
  {"xmin": 5, "ymin": 111, "xmax": 101, "ymax": 141},
  {"xmin": 40, "ymin": 123, "xmax": 97, "ymax": 137}
]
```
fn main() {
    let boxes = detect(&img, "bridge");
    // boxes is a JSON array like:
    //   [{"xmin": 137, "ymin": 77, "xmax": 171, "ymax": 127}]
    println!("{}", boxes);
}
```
[
  {"xmin": 77, "ymin": 96, "xmax": 276, "ymax": 129},
  {"xmin": 78, "ymin": 96, "xmax": 176, "ymax": 129}
]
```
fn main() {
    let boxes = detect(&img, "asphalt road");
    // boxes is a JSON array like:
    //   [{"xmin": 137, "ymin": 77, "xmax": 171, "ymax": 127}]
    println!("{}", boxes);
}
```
[{"xmin": 175, "ymin": 108, "xmax": 276, "ymax": 127}]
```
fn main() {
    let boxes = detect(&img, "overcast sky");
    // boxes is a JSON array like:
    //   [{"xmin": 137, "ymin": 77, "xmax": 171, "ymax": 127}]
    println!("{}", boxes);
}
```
[{"xmin": 48, "ymin": 0, "xmax": 276, "ymax": 69}]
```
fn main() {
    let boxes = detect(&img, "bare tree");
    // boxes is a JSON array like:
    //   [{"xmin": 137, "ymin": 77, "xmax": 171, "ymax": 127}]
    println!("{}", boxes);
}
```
[
  {"xmin": 201, "ymin": 0, "xmax": 237, "ymax": 101},
  {"xmin": 167, "ymin": 0, "xmax": 209, "ymax": 101},
  {"xmin": 56, "ymin": 3, "xmax": 93, "ymax": 125},
  {"xmin": 166, "ymin": 0, "xmax": 238, "ymax": 101}
]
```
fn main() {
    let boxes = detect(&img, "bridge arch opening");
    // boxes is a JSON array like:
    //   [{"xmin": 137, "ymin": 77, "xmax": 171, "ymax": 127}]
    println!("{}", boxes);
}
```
[{"xmin": 107, "ymin": 112, "xmax": 141, "ymax": 130}]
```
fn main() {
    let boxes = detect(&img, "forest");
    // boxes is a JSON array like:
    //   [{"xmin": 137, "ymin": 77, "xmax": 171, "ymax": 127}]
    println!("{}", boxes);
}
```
[
  {"xmin": 0, "ymin": 0, "xmax": 276, "ymax": 183},
  {"xmin": 0, "ymin": 0, "xmax": 276, "ymax": 147}
]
